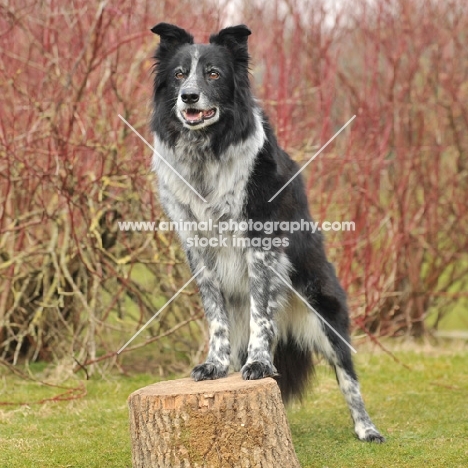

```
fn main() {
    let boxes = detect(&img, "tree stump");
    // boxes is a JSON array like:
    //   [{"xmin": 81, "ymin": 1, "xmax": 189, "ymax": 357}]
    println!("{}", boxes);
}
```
[{"xmin": 128, "ymin": 372, "xmax": 301, "ymax": 468}]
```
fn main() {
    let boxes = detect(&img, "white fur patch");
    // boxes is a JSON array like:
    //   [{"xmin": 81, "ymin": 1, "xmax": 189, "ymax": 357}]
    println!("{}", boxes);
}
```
[
  {"xmin": 152, "ymin": 108, "xmax": 265, "ymax": 225},
  {"xmin": 277, "ymin": 294, "xmax": 336, "ymax": 360},
  {"xmin": 229, "ymin": 301, "xmax": 250, "ymax": 370}
]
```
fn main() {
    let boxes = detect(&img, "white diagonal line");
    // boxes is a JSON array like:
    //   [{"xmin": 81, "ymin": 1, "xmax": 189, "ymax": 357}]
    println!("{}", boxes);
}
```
[
  {"xmin": 268, "ymin": 115, "xmax": 356, "ymax": 202},
  {"xmin": 268, "ymin": 265, "xmax": 357, "ymax": 354},
  {"xmin": 116, "ymin": 266, "xmax": 206, "ymax": 354},
  {"xmin": 118, "ymin": 114, "xmax": 208, "ymax": 203}
]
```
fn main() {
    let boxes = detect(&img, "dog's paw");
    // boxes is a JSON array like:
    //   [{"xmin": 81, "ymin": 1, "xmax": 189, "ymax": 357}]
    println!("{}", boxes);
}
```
[
  {"xmin": 358, "ymin": 428, "xmax": 385, "ymax": 443},
  {"xmin": 241, "ymin": 361, "xmax": 278, "ymax": 380},
  {"xmin": 191, "ymin": 362, "xmax": 228, "ymax": 381}
]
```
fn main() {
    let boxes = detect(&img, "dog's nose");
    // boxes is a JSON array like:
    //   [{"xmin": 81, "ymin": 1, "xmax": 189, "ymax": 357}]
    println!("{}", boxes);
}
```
[{"xmin": 181, "ymin": 88, "xmax": 200, "ymax": 104}]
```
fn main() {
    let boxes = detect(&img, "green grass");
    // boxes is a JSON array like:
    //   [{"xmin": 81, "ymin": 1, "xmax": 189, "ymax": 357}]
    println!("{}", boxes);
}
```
[
  {"xmin": 288, "ymin": 344, "xmax": 468, "ymax": 467},
  {"xmin": 1, "ymin": 344, "xmax": 467, "ymax": 467},
  {"xmin": 0, "ymin": 372, "xmax": 156, "ymax": 468}
]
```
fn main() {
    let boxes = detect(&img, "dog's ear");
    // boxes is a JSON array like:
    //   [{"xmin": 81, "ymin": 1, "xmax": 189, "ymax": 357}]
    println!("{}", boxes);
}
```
[
  {"xmin": 210, "ymin": 25, "xmax": 251, "ymax": 46},
  {"xmin": 210, "ymin": 25, "xmax": 251, "ymax": 64},
  {"xmin": 210, "ymin": 24, "xmax": 252, "ymax": 47},
  {"xmin": 151, "ymin": 23, "xmax": 194, "ymax": 49}
]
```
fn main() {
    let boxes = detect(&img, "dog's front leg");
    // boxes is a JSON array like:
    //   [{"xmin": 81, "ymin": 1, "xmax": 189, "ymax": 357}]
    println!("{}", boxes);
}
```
[
  {"xmin": 242, "ymin": 248, "xmax": 288, "ymax": 380},
  {"xmin": 187, "ymin": 249, "xmax": 231, "ymax": 381}
]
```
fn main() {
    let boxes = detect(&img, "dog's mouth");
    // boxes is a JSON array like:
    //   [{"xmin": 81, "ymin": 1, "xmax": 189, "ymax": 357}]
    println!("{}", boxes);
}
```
[{"xmin": 182, "ymin": 108, "xmax": 217, "ymax": 125}]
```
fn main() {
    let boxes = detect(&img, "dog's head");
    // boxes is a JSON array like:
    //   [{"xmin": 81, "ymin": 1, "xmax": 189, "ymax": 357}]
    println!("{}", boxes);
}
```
[{"xmin": 151, "ymin": 23, "xmax": 252, "ymax": 132}]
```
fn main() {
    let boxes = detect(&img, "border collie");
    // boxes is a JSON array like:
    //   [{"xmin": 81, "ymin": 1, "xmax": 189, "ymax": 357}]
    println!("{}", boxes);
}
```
[{"xmin": 150, "ymin": 22, "xmax": 384, "ymax": 442}]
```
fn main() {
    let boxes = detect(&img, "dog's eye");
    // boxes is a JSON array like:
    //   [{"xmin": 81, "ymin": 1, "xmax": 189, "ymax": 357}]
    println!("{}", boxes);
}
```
[
  {"xmin": 208, "ymin": 70, "xmax": 220, "ymax": 80},
  {"xmin": 175, "ymin": 71, "xmax": 185, "ymax": 80}
]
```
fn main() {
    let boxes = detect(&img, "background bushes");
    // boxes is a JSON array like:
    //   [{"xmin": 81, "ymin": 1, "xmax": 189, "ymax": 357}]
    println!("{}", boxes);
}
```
[{"xmin": 0, "ymin": 0, "xmax": 467, "ymax": 373}]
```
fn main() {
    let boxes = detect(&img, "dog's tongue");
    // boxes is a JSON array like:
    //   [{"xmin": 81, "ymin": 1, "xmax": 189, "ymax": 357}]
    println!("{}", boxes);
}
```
[
  {"xmin": 185, "ymin": 109, "xmax": 216, "ymax": 122},
  {"xmin": 186, "ymin": 109, "xmax": 203, "ymax": 122}
]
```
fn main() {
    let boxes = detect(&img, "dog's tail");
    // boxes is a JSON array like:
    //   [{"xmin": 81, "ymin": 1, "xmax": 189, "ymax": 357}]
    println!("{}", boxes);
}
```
[{"xmin": 274, "ymin": 337, "xmax": 314, "ymax": 404}]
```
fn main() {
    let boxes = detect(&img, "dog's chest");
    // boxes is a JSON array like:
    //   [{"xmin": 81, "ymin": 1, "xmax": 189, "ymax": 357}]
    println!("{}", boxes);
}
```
[
  {"xmin": 153, "ymin": 135, "xmax": 254, "ymax": 297},
  {"xmin": 152, "ymin": 134, "xmax": 259, "ymax": 226}
]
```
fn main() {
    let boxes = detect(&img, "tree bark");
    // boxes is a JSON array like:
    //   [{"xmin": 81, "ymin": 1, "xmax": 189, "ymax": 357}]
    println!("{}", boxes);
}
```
[{"xmin": 128, "ymin": 372, "xmax": 301, "ymax": 468}]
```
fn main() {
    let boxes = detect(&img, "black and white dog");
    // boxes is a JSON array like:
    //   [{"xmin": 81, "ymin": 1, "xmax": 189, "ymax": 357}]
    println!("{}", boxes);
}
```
[{"xmin": 150, "ymin": 23, "xmax": 384, "ymax": 442}]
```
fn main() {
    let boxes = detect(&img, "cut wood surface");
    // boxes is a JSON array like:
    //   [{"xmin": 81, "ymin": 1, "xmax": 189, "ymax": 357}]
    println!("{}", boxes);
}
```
[{"xmin": 128, "ymin": 372, "xmax": 301, "ymax": 468}]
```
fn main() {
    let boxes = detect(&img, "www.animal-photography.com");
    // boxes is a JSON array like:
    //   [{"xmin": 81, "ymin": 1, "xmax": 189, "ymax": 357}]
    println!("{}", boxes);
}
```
[{"xmin": 1, "ymin": 1, "xmax": 467, "ymax": 467}]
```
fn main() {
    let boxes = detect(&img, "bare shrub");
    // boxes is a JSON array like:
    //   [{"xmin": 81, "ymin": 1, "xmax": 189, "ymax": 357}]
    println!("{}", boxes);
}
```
[{"xmin": 0, "ymin": 0, "xmax": 466, "ymax": 375}]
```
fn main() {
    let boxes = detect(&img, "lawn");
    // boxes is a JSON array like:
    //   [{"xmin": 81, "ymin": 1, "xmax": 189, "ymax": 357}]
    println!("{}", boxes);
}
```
[{"xmin": 0, "ymin": 342, "xmax": 467, "ymax": 467}]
